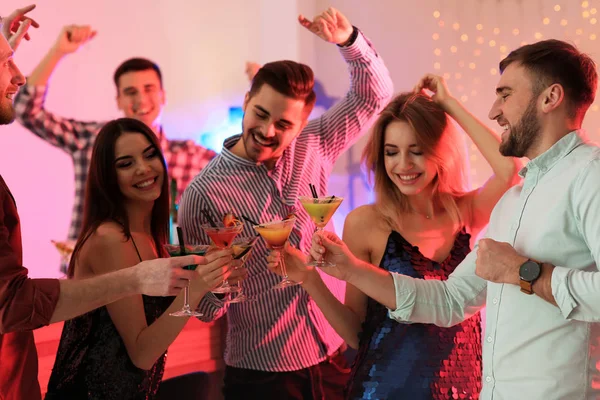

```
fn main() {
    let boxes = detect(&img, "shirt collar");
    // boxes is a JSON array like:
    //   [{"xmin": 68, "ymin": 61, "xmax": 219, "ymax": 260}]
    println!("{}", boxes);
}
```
[
  {"xmin": 519, "ymin": 130, "xmax": 586, "ymax": 178},
  {"xmin": 220, "ymin": 134, "xmax": 286, "ymax": 170},
  {"xmin": 157, "ymin": 126, "xmax": 169, "ymax": 150}
]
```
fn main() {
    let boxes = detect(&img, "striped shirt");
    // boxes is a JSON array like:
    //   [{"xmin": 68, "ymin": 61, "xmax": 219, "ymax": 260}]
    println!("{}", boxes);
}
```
[
  {"xmin": 14, "ymin": 84, "xmax": 216, "ymax": 244},
  {"xmin": 179, "ymin": 31, "xmax": 393, "ymax": 372}
]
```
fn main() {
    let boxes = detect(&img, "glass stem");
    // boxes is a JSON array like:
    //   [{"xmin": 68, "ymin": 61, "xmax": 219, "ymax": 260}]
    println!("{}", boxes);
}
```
[
  {"xmin": 278, "ymin": 250, "xmax": 289, "ymax": 280},
  {"xmin": 183, "ymin": 284, "xmax": 191, "ymax": 310},
  {"xmin": 316, "ymin": 227, "xmax": 325, "ymax": 264}
]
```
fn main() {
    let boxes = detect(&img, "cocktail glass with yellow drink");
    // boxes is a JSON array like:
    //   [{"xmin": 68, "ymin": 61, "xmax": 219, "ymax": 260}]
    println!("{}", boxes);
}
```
[
  {"xmin": 253, "ymin": 216, "xmax": 298, "ymax": 290},
  {"xmin": 163, "ymin": 243, "xmax": 209, "ymax": 317},
  {"xmin": 201, "ymin": 213, "xmax": 244, "ymax": 294},
  {"xmin": 298, "ymin": 195, "xmax": 343, "ymax": 267}
]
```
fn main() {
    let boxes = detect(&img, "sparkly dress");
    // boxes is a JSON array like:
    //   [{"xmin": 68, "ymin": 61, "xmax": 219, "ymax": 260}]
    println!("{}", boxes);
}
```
[
  {"xmin": 346, "ymin": 229, "xmax": 482, "ymax": 400},
  {"xmin": 45, "ymin": 238, "xmax": 173, "ymax": 400}
]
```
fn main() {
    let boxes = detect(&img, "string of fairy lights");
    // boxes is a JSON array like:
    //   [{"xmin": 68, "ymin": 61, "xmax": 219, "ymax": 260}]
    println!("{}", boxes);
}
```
[{"xmin": 429, "ymin": 0, "xmax": 600, "ymax": 185}]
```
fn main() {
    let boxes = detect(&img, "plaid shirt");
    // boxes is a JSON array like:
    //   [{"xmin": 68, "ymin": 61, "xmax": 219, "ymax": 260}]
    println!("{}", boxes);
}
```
[{"xmin": 14, "ymin": 84, "xmax": 216, "ymax": 243}]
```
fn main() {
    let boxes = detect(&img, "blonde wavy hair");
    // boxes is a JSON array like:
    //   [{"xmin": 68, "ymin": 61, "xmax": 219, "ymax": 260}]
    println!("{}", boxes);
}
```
[{"xmin": 362, "ymin": 92, "xmax": 470, "ymax": 231}]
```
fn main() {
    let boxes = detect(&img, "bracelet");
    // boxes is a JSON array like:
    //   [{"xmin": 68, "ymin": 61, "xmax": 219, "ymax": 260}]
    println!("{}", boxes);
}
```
[{"xmin": 338, "ymin": 26, "xmax": 358, "ymax": 48}]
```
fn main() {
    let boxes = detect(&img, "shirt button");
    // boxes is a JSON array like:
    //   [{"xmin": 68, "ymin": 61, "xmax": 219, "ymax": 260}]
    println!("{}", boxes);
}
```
[
  {"xmin": 487, "ymin": 336, "xmax": 493, "ymax": 343},
  {"xmin": 492, "ymin": 298, "xmax": 498, "ymax": 305},
  {"xmin": 486, "ymin": 376, "xmax": 492, "ymax": 383}
]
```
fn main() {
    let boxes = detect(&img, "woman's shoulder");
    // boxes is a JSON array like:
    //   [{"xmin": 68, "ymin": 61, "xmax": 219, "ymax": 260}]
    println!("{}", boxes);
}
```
[
  {"xmin": 346, "ymin": 204, "xmax": 380, "ymax": 224},
  {"xmin": 345, "ymin": 204, "xmax": 390, "ymax": 237},
  {"xmin": 87, "ymin": 222, "xmax": 129, "ymax": 249}
]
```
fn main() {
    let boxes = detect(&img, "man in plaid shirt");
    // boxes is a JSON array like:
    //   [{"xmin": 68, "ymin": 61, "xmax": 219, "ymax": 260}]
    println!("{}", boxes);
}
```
[{"xmin": 14, "ymin": 25, "xmax": 216, "ymax": 272}]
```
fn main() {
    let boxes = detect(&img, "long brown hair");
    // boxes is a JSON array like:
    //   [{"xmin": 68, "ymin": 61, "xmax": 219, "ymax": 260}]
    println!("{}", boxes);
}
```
[
  {"xmin": 362, "ymin": 92, "xmax": 469, "ymax": 231},
  {"xmin": 68, "ymin": 118, "xmax": 169, "ymax": 277}
]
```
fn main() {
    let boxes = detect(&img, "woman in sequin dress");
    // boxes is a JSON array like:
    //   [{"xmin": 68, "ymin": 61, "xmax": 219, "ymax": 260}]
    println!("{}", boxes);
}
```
[
  {"xmin": 268, "ymin": 75, "xmax": 521, "ymax": 399},
  {"xmin": 44, "ymin": 118, "xmax": 233, "ymax": 400}
]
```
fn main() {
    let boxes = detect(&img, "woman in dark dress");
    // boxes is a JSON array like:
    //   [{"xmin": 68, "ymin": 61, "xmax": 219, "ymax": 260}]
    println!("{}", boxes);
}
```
[
  {"xmin": 45, "ymin": 118, "xmax": 232, "ymax": 400},
  {"xmin": 269, "ymin": 75, "xmax": 520, "ymax": 399}
]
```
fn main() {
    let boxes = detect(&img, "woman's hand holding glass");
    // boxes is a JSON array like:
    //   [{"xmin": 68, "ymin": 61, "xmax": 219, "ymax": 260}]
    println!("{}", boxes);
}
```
[
  {"xmin": 266, "ymin": 243, "xmax": 316, "ymax": 285},
  {"xmin": 309, "ymin": 231, "xmax": 360, "ymax": 282},
  {"xmin": 188, "ymin": 248, "xmax": 234, "ymax": 296}
]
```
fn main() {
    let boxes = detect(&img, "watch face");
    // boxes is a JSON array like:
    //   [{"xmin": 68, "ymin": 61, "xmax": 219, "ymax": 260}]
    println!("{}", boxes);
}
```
[{"xmin": 519, "ymin": 260, "xmax": 541, "ymax": 281}]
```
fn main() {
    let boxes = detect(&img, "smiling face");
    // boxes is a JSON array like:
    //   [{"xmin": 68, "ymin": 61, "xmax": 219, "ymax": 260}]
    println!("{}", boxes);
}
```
[
  {"xmin": 116, "ymin": 69, "xmax": 165, "ymax": 131},
  {"xmin": 489, "ymin": 63, "xmax": 542, "ymax": 158},
  {"xmin": 383, "ymin": 120, "xmax": 439, "ymax": 197},
  {"xmin": 114, "ymin": 131, "xmax": 165, "ymax": 204},
  {"xmin": 0, "ymin": 35, "xmax": 25, "ymax": 125},
  {"xmin": 238, "ymin": 84, "xmax": 308, "ymax": 167}
]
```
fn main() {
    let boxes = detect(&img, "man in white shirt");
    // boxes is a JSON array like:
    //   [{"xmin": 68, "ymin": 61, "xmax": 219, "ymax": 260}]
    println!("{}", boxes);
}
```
[{"xmin": 307, "ymin": 39, "xmax": 600, "ymax": 399}]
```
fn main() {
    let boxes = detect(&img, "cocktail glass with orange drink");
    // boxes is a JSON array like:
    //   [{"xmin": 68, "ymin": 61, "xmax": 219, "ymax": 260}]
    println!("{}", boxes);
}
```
[
  {"xmin": 253, "ymin": 216, "xmax": 298, "ymax": 289},
  {"xmin": 298, "ymin": 195, "xmax": 343, "ymax": 267}
]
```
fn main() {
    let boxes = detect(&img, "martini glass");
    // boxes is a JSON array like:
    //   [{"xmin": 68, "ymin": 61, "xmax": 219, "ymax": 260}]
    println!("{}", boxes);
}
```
[
  {"xmin": 202, "ymin": 221, "xmax": 243, "ymax": 294},
  {"xmin": 51, "ymin": 239, "xmax": 76, "ymax": 267},
  {"xmin": 253, "ymin": 217, "xmax": 298, "ymax": 289},
  {"xmin": 226, "ymin": 236, "xmax": 258, "ymax": 304},
  {"xmin": 163, "ymin": 244, "xmax": 209, "ymax": 317},
  {"xmin": 298, "ymin": 196, "xmax": 343, "ymax": 267}
]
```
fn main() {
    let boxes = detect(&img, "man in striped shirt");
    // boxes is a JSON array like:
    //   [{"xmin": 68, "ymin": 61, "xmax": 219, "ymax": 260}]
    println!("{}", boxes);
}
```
[
  {"xmin": 13, "ymin": 25, "xmax": 216, "ymax": 272},
  {"xmin": 179, "ymin": 7, "xmax": 393, "ymax": 399}
]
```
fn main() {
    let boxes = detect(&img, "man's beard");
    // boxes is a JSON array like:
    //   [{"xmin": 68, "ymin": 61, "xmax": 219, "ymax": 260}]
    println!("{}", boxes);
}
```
[
  {"xmin": 0, "ymin": 103, "xmax": 15, "ymax": 125},
  {"xmin": 499, "ymin": 99, "xmax": 540, "ymax": 158}
]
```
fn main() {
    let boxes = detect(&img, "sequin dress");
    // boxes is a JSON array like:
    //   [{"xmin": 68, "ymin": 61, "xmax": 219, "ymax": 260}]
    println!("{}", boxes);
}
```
[
  {"xmin": 45, "ymin": 238, "xmax": 174, "ymax": 400},
  {"xmin": 346, "ymin": 229, "xmax": 482, "ymax": 400}
]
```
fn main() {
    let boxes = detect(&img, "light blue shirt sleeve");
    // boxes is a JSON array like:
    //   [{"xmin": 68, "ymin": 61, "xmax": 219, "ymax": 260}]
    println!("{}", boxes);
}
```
[
  {"xmin": 552, "ymin": 157, "xmax": 600, "ymax": 322},
  {"xmin": 388, "ymin": 244, "xmax": 488, "ymax": 327}
]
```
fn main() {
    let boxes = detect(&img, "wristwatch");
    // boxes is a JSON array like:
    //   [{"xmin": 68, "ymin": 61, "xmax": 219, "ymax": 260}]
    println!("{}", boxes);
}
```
[{"xmin": 519, "ymin": 259, "xmax": 542, "ymax": 295}]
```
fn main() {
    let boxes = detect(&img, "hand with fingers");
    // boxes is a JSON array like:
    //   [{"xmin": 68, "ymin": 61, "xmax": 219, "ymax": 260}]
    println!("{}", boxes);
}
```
[
  {"xmin": 266, "ymin": 242, "xmax": 315, "ymax": 284},
  {"xmin": 413, "ymin": 73, "xmax": 454, "ymax": 108},
  {"xmin": 52, "ymin": 24, "xmax": 97, "ymax": 56},
  {"xmin": 226, "ymin": 260, "xmax": 249, "ymax": 286},
  {"xmin": 298, "ymin": 7, "xmax": 353, "ymax": 45},
  {"xmin": 245, "ymin": 61, "xmax": 261, "ymax": 82},
  {"xmin": 135, "ymin": 255, "xmax": 205, "ymax": 296},
  {"xmin": 189, "ymin": 248, "xmax": 235, "ymax": 293},
  {"xmin": 309, "ymin": 231, "xmax": 359, "ymax": 282},
  {"xmin": 1, "ymin": 4, "xmax": 39, "ymax": 50}
]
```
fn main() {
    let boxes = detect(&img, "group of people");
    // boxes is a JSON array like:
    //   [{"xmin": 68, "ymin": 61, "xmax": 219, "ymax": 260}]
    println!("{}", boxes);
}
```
[{"xmin": 1, "ymin": 3, "xmax": 599, "ymax": 400}]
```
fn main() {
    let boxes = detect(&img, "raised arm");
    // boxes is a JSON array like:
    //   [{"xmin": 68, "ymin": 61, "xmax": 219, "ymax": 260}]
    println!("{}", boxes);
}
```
[
  {"xmin": 1, "ymin": 4, "xmax": 39, "ymax": 51},
  {"xmin": 415, "ymin": 74, "xmax": 521, "ymax": 234},
  {"xmin": 298, "ymin": 7, "xmax": 393, "ymax": 164},
  {"xmin": 14, "ymin": 24, "xmax": 101, "ymax": 154}
]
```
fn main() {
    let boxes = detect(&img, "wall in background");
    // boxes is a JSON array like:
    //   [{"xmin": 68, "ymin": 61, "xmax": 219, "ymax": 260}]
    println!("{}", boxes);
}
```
[{"xmin": 2, "ymin": 0, "xmax": 600, "ymax": 277}]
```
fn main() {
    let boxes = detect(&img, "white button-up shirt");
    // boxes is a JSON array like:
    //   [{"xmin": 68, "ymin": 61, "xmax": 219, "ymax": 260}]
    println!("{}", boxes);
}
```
[{"xmin": 389, "ymin": 131, "xmax": 600, "ymax": 399}]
